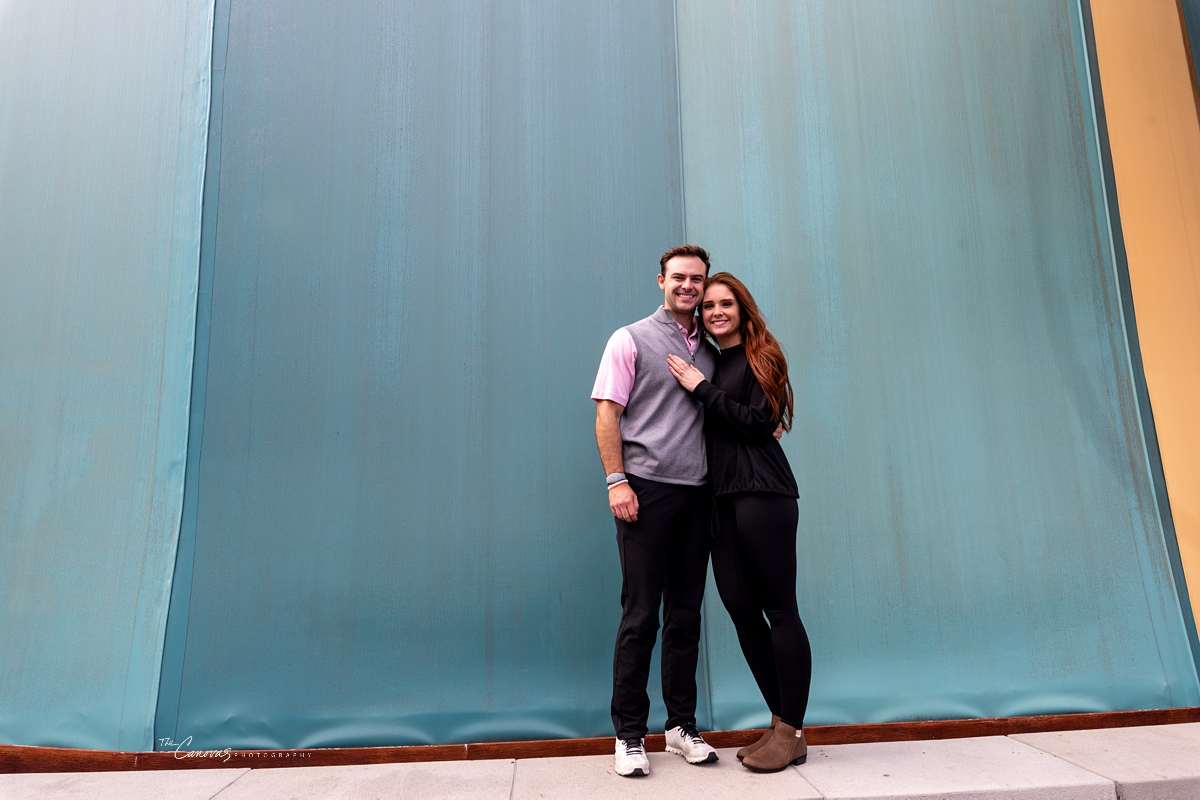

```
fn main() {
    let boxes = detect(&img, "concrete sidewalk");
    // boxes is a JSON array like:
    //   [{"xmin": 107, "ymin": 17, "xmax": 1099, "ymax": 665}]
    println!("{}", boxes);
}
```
[{"xmin": 3, "ymin": 722, "xmax": 1199, "ymax": 799}]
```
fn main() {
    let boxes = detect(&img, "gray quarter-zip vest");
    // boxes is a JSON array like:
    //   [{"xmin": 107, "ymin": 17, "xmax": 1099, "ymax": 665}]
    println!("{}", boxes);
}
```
[{"xmin": 620, "ymin": 307, "xmax": 716, "ymax": 486}]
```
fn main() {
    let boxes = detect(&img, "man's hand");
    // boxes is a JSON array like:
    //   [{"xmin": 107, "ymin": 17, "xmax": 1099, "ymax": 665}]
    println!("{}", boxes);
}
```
[{"xmin": 609, "ymin": 482, "xmax": 639, "ymax": 522}]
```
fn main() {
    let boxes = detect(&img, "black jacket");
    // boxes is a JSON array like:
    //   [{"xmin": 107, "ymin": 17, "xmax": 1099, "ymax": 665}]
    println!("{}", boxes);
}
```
[{"xmin": 692, "ymin": 344, "xmax": 799, "ymax": 498}]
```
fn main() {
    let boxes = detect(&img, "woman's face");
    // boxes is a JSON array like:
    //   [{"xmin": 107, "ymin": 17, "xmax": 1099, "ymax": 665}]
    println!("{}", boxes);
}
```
[{"xmin": 702, "ymin": 283, "xmax": 741, "ymax": 341}]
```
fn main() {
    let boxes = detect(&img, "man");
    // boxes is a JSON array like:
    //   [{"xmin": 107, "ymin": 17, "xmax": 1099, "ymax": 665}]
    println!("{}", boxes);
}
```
[{"xmin": 591, "ymin": 244, "xmax": 719, "ymax": 777}]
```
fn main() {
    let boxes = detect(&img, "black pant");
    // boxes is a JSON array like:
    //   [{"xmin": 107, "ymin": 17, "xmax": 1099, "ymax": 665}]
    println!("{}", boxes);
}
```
[
  {"xmin": 713, "ymin": 492, "xmax": 812, "ymax": 728},
  {"xmin": 611, "ymin": 474, "xmax": 711, "ymax": 739}
]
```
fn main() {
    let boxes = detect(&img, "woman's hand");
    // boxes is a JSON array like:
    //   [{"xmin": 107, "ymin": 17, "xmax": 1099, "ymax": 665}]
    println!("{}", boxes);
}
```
[{"xmin": 667, "ymin": 353, "xmax": 705, "ymax": 392}]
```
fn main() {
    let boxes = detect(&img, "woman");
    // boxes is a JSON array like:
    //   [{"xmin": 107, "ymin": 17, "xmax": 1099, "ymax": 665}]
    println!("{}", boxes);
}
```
[{"xmin": 666, "ymin": 272, "xmax": 812, "ymax": 773}]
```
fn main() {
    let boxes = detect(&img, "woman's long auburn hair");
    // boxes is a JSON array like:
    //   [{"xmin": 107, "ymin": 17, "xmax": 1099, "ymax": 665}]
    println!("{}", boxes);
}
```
[{"xmin": 704, "ymin": 272, "xmax": 794, "ymax": 432}]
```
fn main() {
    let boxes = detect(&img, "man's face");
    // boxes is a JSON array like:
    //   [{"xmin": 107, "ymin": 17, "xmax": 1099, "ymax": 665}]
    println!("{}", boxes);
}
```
[{"xmin": 657, "ymin": 255, "xmax": 707, "ymax": 319}]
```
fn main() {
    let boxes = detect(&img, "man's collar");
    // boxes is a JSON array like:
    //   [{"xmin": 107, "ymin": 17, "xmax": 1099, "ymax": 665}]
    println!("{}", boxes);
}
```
[{"xmin": 657, "ymin": 305, "xmax": 697, "ymax": 334}]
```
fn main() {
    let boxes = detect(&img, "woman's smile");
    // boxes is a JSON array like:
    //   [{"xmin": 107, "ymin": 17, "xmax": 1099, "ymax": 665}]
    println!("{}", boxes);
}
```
[{"xmin": 702, "ymin": 283, "xmax": 741, "ymax": 345}]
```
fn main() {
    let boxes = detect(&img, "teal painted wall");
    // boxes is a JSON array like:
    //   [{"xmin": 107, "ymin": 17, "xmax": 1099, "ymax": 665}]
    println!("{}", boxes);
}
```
[{"xmin": 0, "ymin": 0, "xmax": 213, "ymax": 749}]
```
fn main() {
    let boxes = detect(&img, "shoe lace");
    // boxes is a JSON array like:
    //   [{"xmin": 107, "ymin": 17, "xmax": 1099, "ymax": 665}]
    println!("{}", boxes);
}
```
[
  {"xmin": 622, "ymin": 737, "xmax": 645, "ymax": 755},
  {"xmin": 678, "ymin": 724, "xmax": 705, "ymax": 745}
]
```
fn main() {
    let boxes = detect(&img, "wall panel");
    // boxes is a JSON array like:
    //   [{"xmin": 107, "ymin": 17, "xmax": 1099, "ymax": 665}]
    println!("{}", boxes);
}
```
[
  {"xmin": 160, "ymin": 0, "xmax": 686, "ymax": 749},
  {"xmin": 0, "ymin": 0, "xmax": 212, "ymax": 750},
  {"xmin": 677, "ymin": 0, "xmax": 1199, "ymax": 729}
]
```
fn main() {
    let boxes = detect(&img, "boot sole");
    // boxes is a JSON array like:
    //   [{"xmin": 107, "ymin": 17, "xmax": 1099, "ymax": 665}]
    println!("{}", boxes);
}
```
[
  {"xmin": 743, "ymin": 754, "xmax": 807, "ymax": 773},
  {"xmin": 665, "ymin": 745, "xmax": 719, "ymax": 764}
]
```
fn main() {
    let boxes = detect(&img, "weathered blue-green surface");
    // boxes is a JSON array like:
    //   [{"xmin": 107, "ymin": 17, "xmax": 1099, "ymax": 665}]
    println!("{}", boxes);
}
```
[
  {"xmin": 158, "ymin": 0, "xmax": 687, "ymax": 748},
  {"xmin": 1181, "ymin": 0, "xmax": 1200, "ymax": 92},
  {"xmin": 0, "ymin": 0, "xmax": 213, "ymax": 750},
  {"xmin": 678, "ymin": 0, "xmax": 1199, "ymax": 728}
]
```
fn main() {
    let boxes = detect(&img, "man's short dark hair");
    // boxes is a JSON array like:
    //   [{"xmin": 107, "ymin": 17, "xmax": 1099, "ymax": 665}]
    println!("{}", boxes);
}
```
[{"xmin": 659, "ymin": 244, "xmax": 711, "ymax": 276}]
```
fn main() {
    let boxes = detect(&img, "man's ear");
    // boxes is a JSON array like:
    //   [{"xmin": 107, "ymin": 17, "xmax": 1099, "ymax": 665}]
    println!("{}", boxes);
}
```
[{"xmin": 657, "ymin": 273, "xmax": 666, "ymax": 290}]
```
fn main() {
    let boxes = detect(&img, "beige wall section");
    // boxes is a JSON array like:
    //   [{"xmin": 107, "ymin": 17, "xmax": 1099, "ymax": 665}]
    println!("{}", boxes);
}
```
[{"xmin": 1091, "ymin": 0, "xmax": 1200, "ymax": 621}]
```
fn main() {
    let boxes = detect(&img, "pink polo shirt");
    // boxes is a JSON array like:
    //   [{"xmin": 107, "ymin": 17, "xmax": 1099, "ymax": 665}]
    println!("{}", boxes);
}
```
[{"xmin": 592, "ymin": 309, "xmax": 701, "ymax": 406}]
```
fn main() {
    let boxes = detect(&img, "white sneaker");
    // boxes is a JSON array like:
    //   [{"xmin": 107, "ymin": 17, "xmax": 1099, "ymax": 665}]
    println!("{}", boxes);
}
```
[
  {"xmin": 665, "ymin": 724, "xmax": 719, "ymax": 764},
  {"xmin": 614, "ymin": 737, "xmax": 650, "ymax": 777}
]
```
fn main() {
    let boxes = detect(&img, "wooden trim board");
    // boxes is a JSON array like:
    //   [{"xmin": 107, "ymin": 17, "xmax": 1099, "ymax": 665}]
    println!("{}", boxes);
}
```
[{"xmin": 3, "ymin": 708, "xmax": 1198, "ymax": 773}]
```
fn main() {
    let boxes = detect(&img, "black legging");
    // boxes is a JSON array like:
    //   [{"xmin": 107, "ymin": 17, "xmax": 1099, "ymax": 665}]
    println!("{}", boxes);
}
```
[{"xmin": 712, "ymin": 492, "xmax": 812, "ymax": 729}]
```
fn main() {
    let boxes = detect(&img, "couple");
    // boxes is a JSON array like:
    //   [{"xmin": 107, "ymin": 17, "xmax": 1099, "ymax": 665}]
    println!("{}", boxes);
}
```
[{"xmin": 592, "ymin": 244, "xmax": 812, "ymax": 777}]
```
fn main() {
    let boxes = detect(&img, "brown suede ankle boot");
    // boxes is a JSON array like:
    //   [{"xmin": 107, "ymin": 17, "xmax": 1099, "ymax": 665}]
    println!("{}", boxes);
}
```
[
  {"xmin": 736, "ymin": 715, "xmax": 780, "ymax": 761},
  {"xmin": 742, "ymin": 721, "xmax": 807, "ymax": 772}
]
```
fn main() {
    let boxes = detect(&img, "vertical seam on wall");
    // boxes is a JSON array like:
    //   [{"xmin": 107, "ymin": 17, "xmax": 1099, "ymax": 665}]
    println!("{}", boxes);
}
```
[
  {"xmin": 673, "ymin": 0, "xmax": 689, "ymax": 244},
  {"xmin": 1077, "ymin": 0, "xmax": 1200, "ymax": 687},
  {"xmin": 154, "ymin": 0, "xmax": 231, "ymax": 748},
  {"xmin": 120, "ymin": 0, "xmax": 217, "ymax": 750},
  {"xmin": 671, "ymin": 0, "xmax": 716, "ymax": 726}
]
